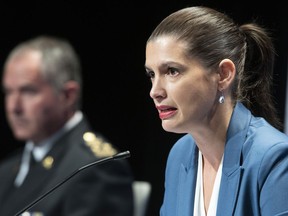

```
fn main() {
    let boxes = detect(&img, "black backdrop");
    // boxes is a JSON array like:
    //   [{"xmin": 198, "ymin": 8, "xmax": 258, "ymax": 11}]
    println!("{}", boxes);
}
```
[{"xmin": 0, "ymin": 1, "xmax": 287, "ymax": 215}]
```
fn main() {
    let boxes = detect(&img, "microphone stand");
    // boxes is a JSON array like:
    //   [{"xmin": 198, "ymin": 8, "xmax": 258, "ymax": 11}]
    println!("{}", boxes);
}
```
[{"xmin": 14, "ymin": 151, "xmax": 131, "ymax": 216}]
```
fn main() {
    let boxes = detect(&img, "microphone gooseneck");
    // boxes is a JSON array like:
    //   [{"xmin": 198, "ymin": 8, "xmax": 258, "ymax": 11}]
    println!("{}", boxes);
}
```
[{"xmin": 14, "ymin": 150, "xmax": 131, "ymax": 216}]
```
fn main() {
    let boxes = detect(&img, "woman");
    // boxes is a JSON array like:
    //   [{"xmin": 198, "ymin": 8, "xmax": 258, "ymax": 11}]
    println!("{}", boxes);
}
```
[{"xmin": 145, "ymin": 6, "xmax": 288, "ymax": 216}]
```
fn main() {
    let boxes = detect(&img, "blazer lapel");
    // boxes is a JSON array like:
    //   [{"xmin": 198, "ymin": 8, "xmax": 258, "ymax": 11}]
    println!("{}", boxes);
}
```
[
  {"xmin": 177, "ymin": 145, "xmax": 198, "ymax": 216},
  {"xmin": 217, "ymin": 102, "xmax": 251, "ymax": 216},
  {"xmin": 217, "ymin": 132, "xmax": 245, "ymax": 216}
]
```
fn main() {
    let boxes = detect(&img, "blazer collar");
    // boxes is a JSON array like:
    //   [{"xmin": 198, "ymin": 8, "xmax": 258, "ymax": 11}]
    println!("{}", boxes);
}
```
[
  {"xmin": 177, "ymin": 144, "xmax": 198, "ymax": 216},
  {"xmin": 217, "ymin": 102, "xmax": 251, "ymax": 215}
]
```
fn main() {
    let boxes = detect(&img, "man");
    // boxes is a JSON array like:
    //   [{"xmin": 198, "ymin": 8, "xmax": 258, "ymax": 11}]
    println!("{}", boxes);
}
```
[{"xmin": 0, "ymin": 36, "xmax": 134, "ymax": 216}]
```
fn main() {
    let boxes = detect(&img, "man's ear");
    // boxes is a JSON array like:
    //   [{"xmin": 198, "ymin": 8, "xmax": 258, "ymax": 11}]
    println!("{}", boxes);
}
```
[
  {"xmin": 62, "ymin": 81, "xmax": 80, "ymax": 107},
  {"xmin": 218, "ymin": 59, "xmax": 236, "ymax": 91}
]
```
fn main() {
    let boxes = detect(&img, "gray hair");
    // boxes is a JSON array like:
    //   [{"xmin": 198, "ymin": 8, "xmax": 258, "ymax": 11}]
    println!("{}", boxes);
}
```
[{"xmin": 5, "ymin": 35, "xmax": 82, "ymax": 108}]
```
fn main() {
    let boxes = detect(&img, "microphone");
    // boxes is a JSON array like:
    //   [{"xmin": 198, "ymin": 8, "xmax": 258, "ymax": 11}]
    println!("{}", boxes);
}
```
[{"xmin": 14, "ymin": 150, "xmax": 131, "ymax": 216}]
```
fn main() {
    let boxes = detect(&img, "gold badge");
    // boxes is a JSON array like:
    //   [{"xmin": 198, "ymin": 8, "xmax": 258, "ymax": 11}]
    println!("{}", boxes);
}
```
[{"xmin": 42, "ymin": 156, "xmax": 54, "ymax": 169}]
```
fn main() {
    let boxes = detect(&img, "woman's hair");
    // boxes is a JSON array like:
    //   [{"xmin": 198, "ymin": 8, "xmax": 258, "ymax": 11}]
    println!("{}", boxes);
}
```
[{"xmin": 147, "ymin": 6, "xmax": 282, "ymax": 129}]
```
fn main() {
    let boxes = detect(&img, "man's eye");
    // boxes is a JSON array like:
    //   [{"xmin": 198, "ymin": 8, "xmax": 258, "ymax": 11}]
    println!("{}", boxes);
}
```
[
  {"xmin": 21, "ymin": 87, "xmax": 39, "ymax": 96},
  {"xmin": 145, "ymin": 70, "xmax": 155, "ymax": 79}
]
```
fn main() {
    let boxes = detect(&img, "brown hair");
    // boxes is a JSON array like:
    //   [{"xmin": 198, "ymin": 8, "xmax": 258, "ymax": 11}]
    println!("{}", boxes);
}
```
[{"xmin": 147, "ymin": 6, "xmax": 281, "ymax": 129}]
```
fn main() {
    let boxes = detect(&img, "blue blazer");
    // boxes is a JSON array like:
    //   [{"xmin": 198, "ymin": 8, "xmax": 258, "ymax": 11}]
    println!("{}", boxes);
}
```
[{"xmin": 160, "ymin": 102, "xmax": 288, "ymax": 216}]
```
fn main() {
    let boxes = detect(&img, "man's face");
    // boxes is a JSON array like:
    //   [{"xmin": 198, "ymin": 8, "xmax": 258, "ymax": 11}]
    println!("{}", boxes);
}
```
[{"xmin": 2, "ymin": 50, "xmax": 68, "ymax": 143}]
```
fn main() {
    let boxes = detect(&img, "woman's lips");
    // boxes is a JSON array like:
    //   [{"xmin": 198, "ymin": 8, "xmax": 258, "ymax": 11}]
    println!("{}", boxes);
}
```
[{"xmin": 156, "ymin": 105, "xmax": 177, "ymax": 119}]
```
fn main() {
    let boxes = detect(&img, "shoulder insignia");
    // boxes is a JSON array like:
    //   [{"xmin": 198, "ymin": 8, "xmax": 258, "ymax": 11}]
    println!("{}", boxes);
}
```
[{"xmin": 83, "ymin": 132, "xmax": 117, "ymax": 157}]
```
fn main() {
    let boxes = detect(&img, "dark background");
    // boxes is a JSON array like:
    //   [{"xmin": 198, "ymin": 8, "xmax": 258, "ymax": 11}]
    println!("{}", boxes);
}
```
[{"xmin": 0, "ymin": 1, "xmax": 287, "ymax": 215}]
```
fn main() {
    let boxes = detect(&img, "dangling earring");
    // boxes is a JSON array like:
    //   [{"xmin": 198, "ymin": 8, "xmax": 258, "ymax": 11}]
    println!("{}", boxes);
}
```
[{"xmin": 219, "ymin": 91, "xmax": 225, "ymax": 104}]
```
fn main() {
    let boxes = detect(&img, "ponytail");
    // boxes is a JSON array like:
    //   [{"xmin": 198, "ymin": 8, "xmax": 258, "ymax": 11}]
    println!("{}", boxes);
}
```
[{"xmin": 238, "ymin": 24, "xmax": 282, "ymax": 129}]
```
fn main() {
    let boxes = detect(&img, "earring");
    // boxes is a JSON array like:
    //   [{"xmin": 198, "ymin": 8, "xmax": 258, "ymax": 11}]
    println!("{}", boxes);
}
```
[{"xmin": 219, "ymin": 91, "xmax": 225, "ymax": 104}]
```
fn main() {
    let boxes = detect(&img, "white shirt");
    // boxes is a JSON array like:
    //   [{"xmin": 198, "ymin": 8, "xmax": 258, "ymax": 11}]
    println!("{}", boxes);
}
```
[
  {"xmin": 14, "ymin": 111, "xmax": 83, "ymax": 187},
  {"xmin": 193, "ymin": 151, "xmax": 223, "ymax": 216}
]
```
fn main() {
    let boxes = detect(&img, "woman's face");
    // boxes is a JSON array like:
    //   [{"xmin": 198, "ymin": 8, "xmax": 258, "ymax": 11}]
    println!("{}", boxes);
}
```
[{"xmin": 145, "ymin": 36, "xmax": 220, "ymax": 134}]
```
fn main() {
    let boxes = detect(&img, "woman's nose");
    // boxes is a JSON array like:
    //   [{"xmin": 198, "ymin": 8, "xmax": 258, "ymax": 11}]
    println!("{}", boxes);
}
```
[{"xmin": 149, "ymin": 78, "xmax": 166, "ymax": 101}]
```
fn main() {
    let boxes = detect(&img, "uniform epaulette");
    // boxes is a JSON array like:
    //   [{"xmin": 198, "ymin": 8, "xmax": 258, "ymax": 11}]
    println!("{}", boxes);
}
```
[{"xmin": 83, "ymin": 132, "xmax": 117, "ymax": 157}]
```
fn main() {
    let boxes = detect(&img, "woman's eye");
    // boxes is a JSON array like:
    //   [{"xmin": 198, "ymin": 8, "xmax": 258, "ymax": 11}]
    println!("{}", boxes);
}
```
[{"xmin": 167, "ymin": 67, "xmax": 179, "ymax": 76}]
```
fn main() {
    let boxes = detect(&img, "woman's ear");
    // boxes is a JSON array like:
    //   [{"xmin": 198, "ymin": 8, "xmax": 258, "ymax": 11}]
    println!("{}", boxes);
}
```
[{"xmin": 218, "ymin": 59, "xmax": 236, "ymax": 91}]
